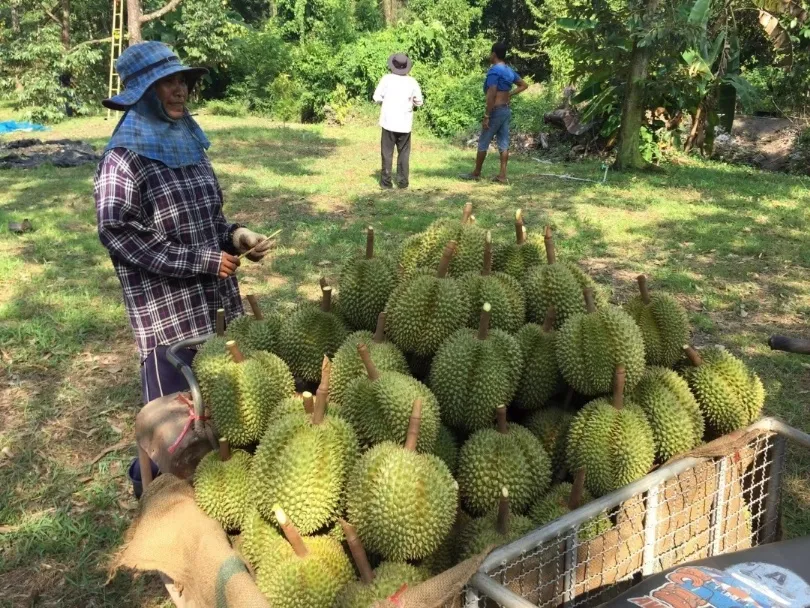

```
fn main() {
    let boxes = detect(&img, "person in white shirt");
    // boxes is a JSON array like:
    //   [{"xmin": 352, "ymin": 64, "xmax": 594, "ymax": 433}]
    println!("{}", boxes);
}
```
[{"xmin": 373, "ymin": 53, "xmax": 423, "ymax": 189}]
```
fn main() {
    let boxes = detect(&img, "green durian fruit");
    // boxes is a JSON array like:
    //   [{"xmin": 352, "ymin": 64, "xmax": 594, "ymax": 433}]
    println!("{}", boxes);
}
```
[
  {"xmin": 193, "ymin": 442, "xmax": 251, "ymax": 531},
  {"xmin": 255, "ymin": 507, "xmax": 354, "ymax": 608},
  {"xmin": 528, "ymin": 480, "xmax": 610, "ymax": 541},
  {"xmin": 634, "ymin": 366, "xmax": 704, "ymax": 462},
  {"xmin": 196, "ymin": 341, "xmax": 295, "ymax": 446},
  {"xmin": 224, "ymin": 314, "xmax": 253, "ymax": 345},
  {"xmin": 458, "ymin": 488, "xmax": 535, "ymax": 561},
  {"xmin": 457, "ymin": 406, "xmax": 552, "ymax": 516},
  {"xmin": 682, "ymin": 345, "xmax": 765, "ymax": 437},
  {"xmin": 526, "ymin": 404, "xmax": 574, "ymax": 480},
  {"xmin": 278, "ymin": 285, "xmax": 348, "ymax": 383},
  {"xmin": 330, "ymin": 316, "xmax": 409, "ymax": 407},
  {"xmin": 193, "ymin": 336, "xmax": 231, "ymax": 405},
  {"xmin": 225, "ymin": 296, "xmax": 283, "ymax": 353},
  {"xmin": 386, "ymin": 241, "xmax": 471, "ymax": 358},
  {"xmin": 492, "ymin": 210, "xmax": 545, "ymax": 279},
  {"xmin": 419, "ymin": 509, "xmax": 472, "ymax": 575},
  {"xmin": 253, "ymin": 389, "xmax": 359, "ymax": 535},
  {"xmin": 514, "ymin": 309, "xmax": 562, "ymax": 410},
  {"xmin": 624, "ymin": 275, "xmax": 690, "ymax": 368},
  {"xmin": 342, "ymin": 344, "xmax": 440, "ymax": 453},
  {"xmin": 339, "ymin": 227, "xmax": 399, "ymax": 332},
  {"xmin": 566, "ymin": 367, "xmax": 655, "ymax": 497},
  {"xmin": 240, "ymin": 508, "xmax": 281, "ymax": 570},
  {"xmin": 433, "ymin": 425, "xmax": 460, "ymax": 475},
  {"xmin": 346, "ymin": 400, "xmax": 458, "ymax": 561},
  {"xmin": 429, "ymin": 303, "xmax": 523, "ymax": 433},
  {"xmin": 556, "ymin": 289, "xmax": 646, "ymax": 396}
]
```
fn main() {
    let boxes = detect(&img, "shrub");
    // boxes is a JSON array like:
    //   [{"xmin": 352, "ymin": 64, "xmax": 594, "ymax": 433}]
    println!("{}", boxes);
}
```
[{"xmin": 205, "ymin": 99, "xmax": 249, "ymax": 117}]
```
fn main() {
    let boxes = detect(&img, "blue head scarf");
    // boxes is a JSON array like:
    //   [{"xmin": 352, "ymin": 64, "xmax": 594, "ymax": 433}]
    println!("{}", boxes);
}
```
[{"xmin": 105, "ymin": 88, "xmax": 210, "ymax": 168}]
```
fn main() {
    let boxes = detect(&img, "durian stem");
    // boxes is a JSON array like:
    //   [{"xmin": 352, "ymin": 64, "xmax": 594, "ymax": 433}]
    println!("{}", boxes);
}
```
[
  {"xmin": 219, "ymin": 438, "xmax": 231, "ymax": 462},
  {"xmin": 583, "ymin": 288, "xmax": 596, "ymax": 314},
  {"xmin": 404, "ymin": 398, "xmax": 423, "ymax": 452},
  {"xmin": 274, "ymin": 506, "xmax": 308, "ymax": 558},
  {"xmin": 637, "ymin": 275, "xmax": 651, "ymax": 305},
  {"xmin": 339, "ymin": 519, "xmax": 375, "ymax": 585},
  {"xmin": 302, "ymin": 391, "xmax": 314, "ymax": 415},
  {"xmin": 482, "ymin": 231, "xmax": 493, "ymax": 276},
  {"xmin": 496, "ymin": 487, "xmax": 511, "ymax": 536},
  {"xmin": 515, "ymin": 210, "xmax": 525, "ymax": 245},
  {"xmin": 321, "ymin": 286, "xmax": 333, "ymax": 312},
  {"xmin": 319, "ymin": 276, "xmax": 329, "ymax": 289},
  {"xmin": 496, "ymin": 404, "xmax": 508, "ymax": 434},
  {"xmin": 612, "ymin": 365, "xmax": 626, "ymax": 410},
  {"xmin": 226, "ymin": 340, "xmax": 245, "ymax": 363},
  {"xmin": 216, "ymin": 308, "xmax": 225, "ymax": 337},
  {"xmin": 544, "ymin": 226, "xmax": 556, "ymax": 264},
  {"xmin": 357, "ymin": 344, "xmax": 380, "ymax": 381},
  {"xmin": 569, "ymin": 468, "xmax": 586, "ymax": 510},
  {"xmin": 315, "ymin": 356, "xmax": 331, "ymax": 416},
  {"xmin": 312, "ymin": 390, "xmax": 326, "ymax": 425},
  {"xmin": 462, "ymin": 202, "xmax": 473, "ymax": 224},
  {"xmin": 246, "ymin": 295, "xmax": 264, "ymax": 320},
  {"xmin": 684, "ymin": 345, "xmax": 703, "ymax": 367},
  {"xmin": 436, "ymin": 241, "xmax": 458, "ymax": 278},
  {"xmin": 543, "ymin": 306, "xmax": 557, "ymax": 332},
  {"xmin": 366, "ymin": 226, "xmax": 375, "ymax": 260},
  {"xmin": 373, "ymin": 312, "xmax": 387, "ymax": 344},
  {"xmin": 478, "ymin": 303, "xmax": 492, "ymax": 340}
]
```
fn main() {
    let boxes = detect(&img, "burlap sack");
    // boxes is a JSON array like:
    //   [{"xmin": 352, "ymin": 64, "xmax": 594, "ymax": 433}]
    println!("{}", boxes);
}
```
[{"xmin": 110, "ymin": 474, "xmax": 269, "ymax": 608}]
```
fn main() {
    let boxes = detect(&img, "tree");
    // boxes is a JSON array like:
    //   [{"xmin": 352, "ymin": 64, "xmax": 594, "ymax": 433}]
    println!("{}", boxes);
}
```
[{"xmin": 126, "ymin": 0, "xmax": 184, "ymax": 43}]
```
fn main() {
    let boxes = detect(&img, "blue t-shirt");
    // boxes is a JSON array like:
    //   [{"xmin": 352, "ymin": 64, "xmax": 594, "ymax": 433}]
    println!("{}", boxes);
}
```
[{"xmin": 484, "ymin": 63, "xmax": 520, "ymax": 94}]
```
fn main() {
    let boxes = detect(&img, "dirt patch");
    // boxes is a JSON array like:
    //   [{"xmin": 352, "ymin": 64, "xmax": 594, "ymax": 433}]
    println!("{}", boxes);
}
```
[
  {"xmin": 0, "ymin": 139, "xmax": 100, "ymax": 169},
  {"xmin": 712, "ymin": 116, "xmax": 809, "ymax": 173}
]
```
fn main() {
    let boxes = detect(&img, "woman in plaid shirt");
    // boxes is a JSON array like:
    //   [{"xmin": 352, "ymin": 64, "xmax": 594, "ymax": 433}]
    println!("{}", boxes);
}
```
[{"xmin": 94, "ymin": 42, "xmax": 272, "ymax": 405}]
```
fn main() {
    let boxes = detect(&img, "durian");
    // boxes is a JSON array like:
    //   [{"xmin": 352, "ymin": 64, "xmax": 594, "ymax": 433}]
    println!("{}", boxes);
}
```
[
  {"xmin": 526, "ymin": 401, "xmax": 574, "ymax": 480},
  {"xmin": 429, "ymin": 303, "xmax": 523, "ymax": 433},
  {"xmin": 556, "ymin": 288, "xmax": 646, "ymax": 396},
  {"xmin": 624, "ymin": 275, "xmax": 690, "ymax": 368},
  {"xmin": 225, "ymin": 296, "xmax": 283, "ymax": 353},
  {"xmin": 346, "ymin": 399, "xmax": 458, "ymax": 561},
  {"xmin": 514, "ymin": 308, "xmax": 562, "ymax": 410},
  {"xmin": 682, "ymin": 345, "xmax": 765, "ymax": 437},
  {"xmin": 492, "ymin": 209, "xmax": 545, "ymax": 278},
  {"xmin": 458, "ymin": 487, "xmax": 534, "ymax": 561},
  {"xmin": 241, "ymin": 508, "xmax": 281, "ymax": 570},
  {"xmin": 457, "ymin": 405, "xmax": 552, "ymax": 516},
  {"xmin": 566, "ymin": 366, "xmax": 655, "ymax": 497},
  {"xmin": 339, "ymin": 227, "xmax": 398, "ymax": 331},
  {"xmin": 278, "ymin": 285, "xmax": 349, "ymax": 383},
  {"xmin": 528, "ymin": 471, "xmax": 610, "ymax": 541},
  {"xmin": 193, "ymin": 439, "xmax": 251, "ymax": 531},
  {"xmin": 634, "ymin": 366, "xmax": 704, "ymax": 461},
  {"xmin": 433, "ymin": 425, "xmax": 460, "ymax": 475}
]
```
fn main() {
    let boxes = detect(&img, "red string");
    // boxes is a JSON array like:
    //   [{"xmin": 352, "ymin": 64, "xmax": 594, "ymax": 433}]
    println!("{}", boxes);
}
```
[
  {"xmin": 388, "ymin": 583, "xmax": 408, "ymax": 606},
  {"xmin": 167, "ymin": 393, "xmax": 210, "ymax": 455}
]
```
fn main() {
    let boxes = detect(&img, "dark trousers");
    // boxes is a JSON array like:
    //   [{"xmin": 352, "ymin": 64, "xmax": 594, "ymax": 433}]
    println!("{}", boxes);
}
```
[
  {"xmin": 381, "ymin": 128, "xmax": 411, "ymax": 188},
  {"xmin": 140, "ymin": 345, "xmax": 196, "ymax": 405}
]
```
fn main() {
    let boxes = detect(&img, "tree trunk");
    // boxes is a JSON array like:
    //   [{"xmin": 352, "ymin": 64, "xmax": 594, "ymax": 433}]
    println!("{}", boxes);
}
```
[
  {"xmin": 60, "ymin": 0, "xmax": 70, "ymax": 49},
  {"xmin": 684, "ymin": 89, "xmax": 718, "ymax": 154},
  {"xmin": 127, "ymin": 0, "xmax": 143, "ymax": 44}
]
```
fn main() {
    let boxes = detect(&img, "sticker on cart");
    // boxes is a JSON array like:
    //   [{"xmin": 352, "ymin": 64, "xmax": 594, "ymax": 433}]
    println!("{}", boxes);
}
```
[{"xmin": 627, "ymin": 563, "xmax": 810, "ymax": 608}]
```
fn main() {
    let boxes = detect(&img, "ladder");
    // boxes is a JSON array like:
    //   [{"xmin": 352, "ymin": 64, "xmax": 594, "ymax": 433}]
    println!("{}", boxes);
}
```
[{"xmin": 106, "ymin": 0, "xmax": 125, "ymax": 119}]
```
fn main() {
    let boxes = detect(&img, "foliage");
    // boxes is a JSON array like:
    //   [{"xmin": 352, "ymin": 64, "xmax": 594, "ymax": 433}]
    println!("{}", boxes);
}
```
[{"xmin": 205, "ymin": 98, "xmax": 249, "ymax": 116}]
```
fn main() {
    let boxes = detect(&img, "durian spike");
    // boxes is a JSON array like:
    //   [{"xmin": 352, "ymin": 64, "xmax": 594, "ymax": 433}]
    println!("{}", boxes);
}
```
[
  {"xmin": 462, "ymin": 202, "xmax": 474, "ymax": 224},
  {"xmin": 216, "ymin": 308, "xmax": 225, "ymax": 337},
  {"xmin": 612, "ymin": 365, "xmax": 626, "ymax": 410},
  {"xmin": 544, "ymin": 226, "xmax": 556, "ymax": 264},
  {"xmin": 515, "ymin": 209, "xmax": 525, "ymax": 245},
  {"xmin": 357, "ymin": 343, "xmax": 380, "ymax": 381},
  {"xmin": 637, "ymin": 275, "xmax": 651, "ymax": 305},
  {"xmin": 436, "ymin": 240, "xmax": 458, "ymax": 278},
  {"xmin": 478, "ymin": 302, "xmax": 492, "ymax": 340},
  {"xmin": 542, "ymin": 306, "xmax": 557, "ymax": 332},
  {"xmin": 569, "ymin": 468, "xmax": 586, "ymax": 510},
  {"xmin": 404, "ymin": 398, "xmax": 423, "ymax": 452},
  {"xmin": 482, "ymin": 231, "xmax": 493, "ymax": 276},
  {"xmin": 219, "ymin": 438, "xmax": 231, "ymax": 462},
  {"xmin": 583, "ymin": 288, "xmax": 596, "ymax": 313},
  {"xmin": 315, "ymin": 356, "xmax": 331, "ymax": 415},
  {"xmin": 496, "ymin": 487, "xmax": 511, "ymax": 536},
  {"xmin": 226, "ymin": 340, "xmax": 245, "ymax": 363},
  {"xmin": 373, "ymin": 312, "xmax": 387, "ymax": 344},
  {"xmin": 366, "ymin": 226, "xmax": 375, "ymax": 260},
  {"xmin": 246, "ymin": 294, "xmax": 264, "ymax": 320},
  {"xmin": 274, "ymin": 505, "xmax": 308, "ymax": 558},
  {"xmin": 302, "ymin": 391, "xmax": 315, "ymax": 415},
  {"xmin": 321, "ymin": 286, "xmax": 333, "ymax": 313},
  {"xmin": 339, "ymin": 518, "xmax": 375, "ymax": 585},
  {"xmin": 683, "ymin": 345, "xmax": 704, "ymax": 367},
  {"xmin": 496, "ymin": 404, "xmax": 508, "ymax": 435}
]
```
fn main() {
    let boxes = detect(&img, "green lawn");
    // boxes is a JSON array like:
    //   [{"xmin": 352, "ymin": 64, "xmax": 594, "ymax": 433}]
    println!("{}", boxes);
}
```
[{"xmin": 2, "ymin": 110, "xmax": 810, "ymax": 606}]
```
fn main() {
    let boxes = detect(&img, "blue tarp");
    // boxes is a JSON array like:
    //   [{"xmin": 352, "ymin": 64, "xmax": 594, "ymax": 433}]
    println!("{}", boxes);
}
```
[{"xmin": 0, "ymin": 121, "xmax": 48, "ymax": 135}]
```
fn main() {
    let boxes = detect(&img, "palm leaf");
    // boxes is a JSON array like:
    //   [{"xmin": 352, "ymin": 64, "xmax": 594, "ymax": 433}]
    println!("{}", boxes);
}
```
[
  {"xmin": 756, "ymin": 0, "xmax": 808, "ymax": 22},
  {"xmin": 688, "ymin": 0, "xmax": 712, "ymax": 27},
  {"xmin": 758, "ymin": 10, "xmax": 793, "ymax": 67}
]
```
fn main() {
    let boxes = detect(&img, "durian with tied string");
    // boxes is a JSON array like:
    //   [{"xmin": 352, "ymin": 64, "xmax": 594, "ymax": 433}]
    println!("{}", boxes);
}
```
[
  {"xmin": 556, "ymin": 288, "xmax": 646, "ymax": 396},
  {"xmin": 346, "ymin": 399, "xmax": 458, "ymax": 561},
  {"xmin": 339, "ymin": 226, "xmax": 399, "ymax": 331},
  {"xmin": 252, "ymin": 359, "xmax": 359, "ymax": 534},
  {"xmin": 429, "ymin": 303, "xmax": 523, "ymax": 433},
  {"xmin": 624, "ymin": 275, "xmax": 690, "ymax": 368},
  {"xmin": 330, "ymin": 312, "xmax": 409, "ymax": 407},
  {"xmin": 457, "ymin": 487, "xmax": 535, "ymax": 561},
  {"xmin": 458, "ymin": 231, "xmax": 526, "ymax": 334},
  {"xmin": 278, "ymin": 283, "xmax": 349, "ymax": 383},
  {"xmin": 566, "ymin": 366, "xmax": 655, "ymax": 497},
  {"xmin": 194, "ymin": 439, "xmax": 252, "ymax": 531},
  {"xmin": 528, "ymin": 469, "xmax": 610, "ymax": 540},
  {"xmin": 255, "ymin": 505, "xmax": 354, "ymax": 608},
  {"xmin": 457, "ymin": 405, "xmax": 552, "ymax": 515},
  {"xmin": 525, "ymin": 395, "xmax": 575, "ymax": 480},
  {"xmin": 682, "ymin": 345, "xmax": 765, "ymax": 437},
  {"xmin": 514, "ymin": 307, "xmax": 562, "ymax": 410},
  {"xmin": 492, "ymin": 209, "xmax": 545, "ymax": 278}
]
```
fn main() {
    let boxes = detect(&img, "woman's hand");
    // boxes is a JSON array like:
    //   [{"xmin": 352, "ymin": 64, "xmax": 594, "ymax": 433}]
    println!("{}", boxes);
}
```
[
  {"xmin": 233, "ymin": 228, "xmax": 275, "ymax": 262},
  {"xmin": 219, "ymin": 252, "xmax": 241, "ymax": 279},
  {"xmin": 482, "ymin": 116, "xmax": 490, "ymax": 131}
]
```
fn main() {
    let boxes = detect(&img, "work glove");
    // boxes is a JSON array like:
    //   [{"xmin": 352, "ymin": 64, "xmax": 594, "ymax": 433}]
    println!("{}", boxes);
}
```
[{"xmin": 232, "ymin": 228, "xmax": 275, "ymax": 262}]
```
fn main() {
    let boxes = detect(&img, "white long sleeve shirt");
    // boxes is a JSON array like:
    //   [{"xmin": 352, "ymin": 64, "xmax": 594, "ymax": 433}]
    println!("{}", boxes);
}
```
[{"xmin": 373, "ymin": 73, "xmax": 424, "ymax": 134}]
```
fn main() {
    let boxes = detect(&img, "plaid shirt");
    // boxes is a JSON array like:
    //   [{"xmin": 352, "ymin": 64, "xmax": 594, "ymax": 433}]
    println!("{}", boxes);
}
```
[{"xmin": 94, "ymin": 148, "xmax": 243, "ymax": 360}]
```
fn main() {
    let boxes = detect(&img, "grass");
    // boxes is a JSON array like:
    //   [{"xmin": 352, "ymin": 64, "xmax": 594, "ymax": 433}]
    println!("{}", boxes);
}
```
[{"xmin": 2, "ymin": 105, "xmax": 810, "ymax": 606}]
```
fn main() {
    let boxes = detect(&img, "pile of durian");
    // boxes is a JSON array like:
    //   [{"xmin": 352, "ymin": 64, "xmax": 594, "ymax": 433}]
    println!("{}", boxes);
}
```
[{"xmin": 190, "ymin": 204, "xmax": 766, "ymax": 608}]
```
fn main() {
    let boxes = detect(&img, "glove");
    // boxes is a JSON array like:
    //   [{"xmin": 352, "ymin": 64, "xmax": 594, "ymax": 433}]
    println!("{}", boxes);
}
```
[{"xmin": 232, "ymin": 227, "xmax": 275, "ymax": 262}]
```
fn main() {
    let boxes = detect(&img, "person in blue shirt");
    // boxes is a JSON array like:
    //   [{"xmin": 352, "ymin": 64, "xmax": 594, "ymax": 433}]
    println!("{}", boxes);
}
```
[{"xmin": 461, "ymin": 42, "xmax": 528, "ymax": 184}]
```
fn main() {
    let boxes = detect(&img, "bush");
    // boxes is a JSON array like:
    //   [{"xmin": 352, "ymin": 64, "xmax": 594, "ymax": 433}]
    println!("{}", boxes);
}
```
[
  {"xmin": 205, "ymin": 99, "xmax": 249, "ymax": 117},
  {"xmin": 418, "ymin": 69, "xmax": 483, "ymax": 138},
  {"xmin": 511, "ymin": 84, "xmax": 558, "ymax": 134}
]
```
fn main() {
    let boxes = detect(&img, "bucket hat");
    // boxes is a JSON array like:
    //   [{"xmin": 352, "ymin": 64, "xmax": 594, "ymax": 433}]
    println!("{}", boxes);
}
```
[
  {"xmin": 387, "ymin": 53, "xmax": 413, "ymax": 76},
  {"xmin": 102, "ymin": 41, "xmax": 208, "ymax": 111}
]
